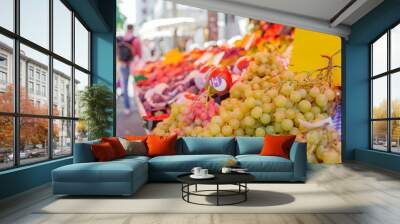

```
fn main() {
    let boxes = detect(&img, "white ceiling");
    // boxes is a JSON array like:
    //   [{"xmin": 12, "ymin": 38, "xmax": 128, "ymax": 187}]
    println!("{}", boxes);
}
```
[{"xmin": 170, "ymin": 0, "xmax": 384, "ymax": 38}]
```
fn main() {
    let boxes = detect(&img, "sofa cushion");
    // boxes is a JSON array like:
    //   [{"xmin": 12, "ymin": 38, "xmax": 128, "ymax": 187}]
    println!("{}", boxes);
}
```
[
  {"xmin": 236, "ymin": 137, "xmax": 264, "ymax": 155},
  {"xmin": 91, "ymin": 142, "xmax": 118, "ymax": 161},
  {"xmin": 53, "ymin": 158, "xmax": 147, "ymax": 183},
  {"xmin": 178, "ymin": 137, "xmax": 236, "ymax": 155},
  {"xmin": 236, "ymin": 155, "xmax": 293, "ymax": 172},
  {"xmin": 260, "ymin": 135, "xmax": 296, "ymax": 159},
  {"xmin": 149, "ymin": 154, "xmax": 235, "ymax": 172},
  {"xmin": 147, "ymin": 134, "xmax": 178, "ymax": 157},
  {"xmin": 101, "ymin": 137, "xmax": 127, "ymax": 158}
]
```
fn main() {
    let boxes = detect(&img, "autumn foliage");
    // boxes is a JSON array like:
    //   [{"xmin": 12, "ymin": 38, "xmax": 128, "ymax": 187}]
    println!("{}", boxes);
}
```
[{"xmin": 0, "ymin": 85, "xmax": 59, "ymax": 151}]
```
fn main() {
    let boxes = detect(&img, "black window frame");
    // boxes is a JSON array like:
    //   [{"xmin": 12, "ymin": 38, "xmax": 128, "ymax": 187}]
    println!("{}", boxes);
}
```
[
  {"xmin": 370, "ymin": 21, "xmax": 400, "ymax": 154},
  {"xmin": 0, "ymin": 0, "xmax": 92, "ymax": 171}
]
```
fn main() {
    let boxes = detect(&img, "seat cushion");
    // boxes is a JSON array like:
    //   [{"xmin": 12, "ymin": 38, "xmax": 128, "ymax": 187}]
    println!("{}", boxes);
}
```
[
  {"xmin": 236, "ymin": 137, "xmax": 264, "ymax": 155},
  {"xmin": 149, "ymin": 154, "xmax": 235, "ymax": 172},
  {"xmin": 178, "ymin": 137, "xmax": 236, "ymax": 155},
  {"xmin": 53, "ymin": 159, "xmax": 147, "ymax": 183},
  {"xmin": 236, "ymin": 155, "xmax": 293, "ymax": 172}
]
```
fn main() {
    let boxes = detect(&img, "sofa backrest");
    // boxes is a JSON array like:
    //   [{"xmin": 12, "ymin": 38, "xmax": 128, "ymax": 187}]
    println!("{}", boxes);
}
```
[
  {"xmin": 236, "ymin": 136, "xmax": 264, "ymax": 155},
  {"xmin": 177, "ymin": 137, "xmax": 236, "ymax": 155},
  {"xmin": 73, "ymin": 139, "xmax": 100, "ymax": 163}
]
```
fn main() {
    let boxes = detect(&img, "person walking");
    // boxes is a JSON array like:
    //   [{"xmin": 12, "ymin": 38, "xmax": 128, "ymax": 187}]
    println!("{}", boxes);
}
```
[{"xmin": 118, "ymin": 24, "xmax": 142, "ymax": 115}]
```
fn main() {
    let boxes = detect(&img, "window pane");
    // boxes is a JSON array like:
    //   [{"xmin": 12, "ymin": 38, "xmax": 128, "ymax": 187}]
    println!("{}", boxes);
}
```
[
  {"xmin": 53, "ymin": 119, "xmax": 72, "ymax": 157},
  {"xmin": 20, "ymin": 117, "xmax": 49, "ymax": 165},
  {"xmin": 20, "ymin": 44, "xmax": 49, "ymax": 115},
  {"xmin": 391, "ymin": 24, "xmax": 400, "ymax": 70},
  {"xmin": 74, "ymin": 69, "xmax": 89, "ymax": 118},
  {"xmin": 0, "ymin": 35, "xmax": 14, "ymax": 112},
  {"xmin": 74, "ymin": 18, "xmax": 89, "ymax": 69},
  {"xmin": 53, "ymin": 0, "xmax": 72, "ymax": 60},
  {"xmin": 372, "ymin": 76, "xmax": 387, "ymax": 119},
  {"xmin": 53, "ymin": 59, "xmax": 72, "ymax": 117},
  {"xmin": 0, "ymin": 116, "xmax": 14, "ymax": 170},
  {"xmin": 372, "ymin": 33, "xmax": 387, "ymax": 76},
  {"xmin": 391, "ymin": 72, "xmax": 400, "ymax": 118},
  {"xmin": 75, "ymin": 120, "xmax": 88, "ymax": 143},
  {"xmin": 372, "ymin": 121, "xmax": 388, "ymax": 151},
  {"xmin": 0, "ymin": 0, "xmax": 14, "ymax": 31},
  {"xmin": 20, "ymin": 0, "xmax": 49, "ymax": 49},
  {"xmin": 391, "ymin": 120, "xmax": 400, "ymax": 153}
]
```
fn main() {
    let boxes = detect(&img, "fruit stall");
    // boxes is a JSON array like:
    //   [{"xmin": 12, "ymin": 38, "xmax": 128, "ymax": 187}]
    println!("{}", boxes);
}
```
[{"xmin": 132, "ymin": 20, "xmax": 342, "ymax": 164}]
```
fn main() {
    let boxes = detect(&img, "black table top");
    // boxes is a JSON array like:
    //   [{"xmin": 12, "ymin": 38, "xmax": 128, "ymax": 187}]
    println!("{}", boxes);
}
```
[{"xmin": 177, "ymin": 172, "xmax": 255, "ymax": 185}]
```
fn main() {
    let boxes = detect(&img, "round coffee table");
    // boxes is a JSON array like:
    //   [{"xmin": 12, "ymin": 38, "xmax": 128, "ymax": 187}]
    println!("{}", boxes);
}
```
[{"xmin": 177, "ymin": 173, "xmax": 255, "ymax": 206}]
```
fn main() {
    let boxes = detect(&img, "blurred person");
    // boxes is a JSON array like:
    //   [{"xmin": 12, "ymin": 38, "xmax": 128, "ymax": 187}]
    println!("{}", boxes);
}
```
[{"xmin": 117, "ymin": 24, "xmax": 142, "ymax": 115}]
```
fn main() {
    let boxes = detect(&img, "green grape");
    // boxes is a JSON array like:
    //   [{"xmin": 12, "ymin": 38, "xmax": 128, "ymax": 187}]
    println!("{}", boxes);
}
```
[
  {"xmin": 311, "ymin": 106, "xmax": 321, "ymax": 115},
  {"xmin": 221, "ymin": 125, "xmax": 233, "ymax": 136},
  {"xmin": 290, "ymin": 90, "xmax": 302, "ymax": 103},
  {"xmin": 306, "ymin": 131, "xmax": 321, "ymax": 144},
  {"xmin": 229, "ymin": 118, "xmax": 240, "ymax": 130},
  {"xmin": 298, "ymin": 88, "xmax": 307, "ymax": 98},
  {"xmin": 235, "ymin": 128, "xmax": 245, "ymax": 136},
  {"xmin": 274, "ymin": 95, "xmax": 288, "ymax": 108},
  {"xmin": 251, "ymin": 106, "xmax": 263, "ymax": 119},
  {"xmin": 298, "ymin": 100, "xmax": 312, "ymax": 113},
  {"xmin": 245, "ymin": 127, "xmax": 255, "ymax": 136},
  {"xmin": 232, "ymin": 108, "xmax": 244, "ymax": 120},
  {"xmin": 254, "ymin": 90, "xmax": 264, "ymax": 99},
  {"xmin": 208, "ymin": 123, "xmax": 221, "ymax": 136},
  {"xmin": 260, "ymin": 113, "xmax": 271, "ymax": 125},
  {"xmin": 304, "ymin": 112, "xmax": 315, "ymax": 121},
  {"xmin": 309, "ymin": 87, "xmax": 320, "ymax": 98},
  {"xmin": 285, "ymin": 109, "xmax": 296, "ymax": 119},
  {"xmin": 262, "ymin": 103, "xmax": 275, "ymax": 113},
  {"xmin": 274, "ymin": 111, "xmax": 286, "ymax": 122},
  {"xmin": 325, "ymin": 88, "xmax": 335, "ymax": 101},
  {"xmin": 274, "ymin": 122, "xmax": 283, "ymax": 133},
  {"xmin": 281, "ymin": 119, "xmax": 294, "ymax": 131},
  {"xmin": 255, "ymin": 127, "xmax": 266, "ymax": 137},
  {"xmin": 267, "ymin": 88, "xmax": 278, "ymax": 98},
  {"xmin": 280, "ymin": 83, "xmax": 294, "ymax": 96},
  {"xmin": 316, "ymin": 94, "xmax": 328, "ymax": 107},
  {"xmin": 266, "ymin": 126, "xmax": 275, "ymax": 134},
  {"xmin": 243, "ymin": 116, "xmax": 256, "ymax": 127},
  {"xmin": 211, "ymin": 116, "xmax": 223, "ymax": 126},
  {"xmin": 262, "ymin": 95, "xmax": 271, "ymax": 103},
  {"xmin": 244, "ymin": 97, "xmax": 256, "ymax": 109},
  {"xmin": 290, "ymin": 127, "xmax": 300, "ymax": 135}
]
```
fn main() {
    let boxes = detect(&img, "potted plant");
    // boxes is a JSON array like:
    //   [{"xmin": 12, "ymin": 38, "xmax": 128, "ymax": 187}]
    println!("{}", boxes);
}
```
[{"xmin": 79, "ymin": 84, "xmax": 113, "ymax": 140}]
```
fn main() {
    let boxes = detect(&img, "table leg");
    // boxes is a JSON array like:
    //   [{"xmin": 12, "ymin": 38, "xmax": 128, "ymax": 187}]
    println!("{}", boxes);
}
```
[
  {"xmin": 195, "ymin": 184, "xmax": 198, "ymax": 192},
  {"xmin": 245, "ymin": 183, "xmax": 247, "ymax": 201},
  {"xmin": 217, "ymin": 184, "xmax": 219, "ymax": 206}
]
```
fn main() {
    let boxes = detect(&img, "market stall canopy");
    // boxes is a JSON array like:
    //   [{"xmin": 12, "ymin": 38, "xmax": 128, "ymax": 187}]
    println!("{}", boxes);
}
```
[{"xmin": 169, "ymin": 0, "xmax": 383, "ymax": 38}]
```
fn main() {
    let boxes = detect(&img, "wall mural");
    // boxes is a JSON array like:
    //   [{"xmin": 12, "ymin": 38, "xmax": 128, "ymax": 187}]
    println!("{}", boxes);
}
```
[{"xmin": 117, "ymin": 12, "xmax": 341, "ymax": 164}]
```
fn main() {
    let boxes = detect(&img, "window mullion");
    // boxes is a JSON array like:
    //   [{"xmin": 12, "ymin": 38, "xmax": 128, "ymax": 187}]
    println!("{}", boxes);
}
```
[
  {"xmin": 71, "ymin": 10, "xmax": 76, "ymax": 155},
  {"xmin": 388, "ymin": 30, "xmax": 391, "ymax": 152}
]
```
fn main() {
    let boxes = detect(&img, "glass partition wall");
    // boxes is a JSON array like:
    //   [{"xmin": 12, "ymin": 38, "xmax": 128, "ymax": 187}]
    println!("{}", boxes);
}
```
[{"xmin": 0, "ymin": 0, "xmax": 91, "ymax": 170}]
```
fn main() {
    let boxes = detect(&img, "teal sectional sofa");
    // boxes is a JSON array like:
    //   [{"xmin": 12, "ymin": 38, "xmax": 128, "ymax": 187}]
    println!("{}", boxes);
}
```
[{"xmin": 52, "ymin": 137, "xmax": 307, "ymax": 196}]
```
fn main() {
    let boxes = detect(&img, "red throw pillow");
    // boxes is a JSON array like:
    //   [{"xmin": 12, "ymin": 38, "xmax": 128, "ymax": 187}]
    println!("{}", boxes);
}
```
[
  {"xmin": 260, "ymin": 135, "xmax": 296, "ymax": 159},
  {"xmin": 146, "ymin": 134, "xmax": 177, "ymax": 157},
  {"xmin": 91, "ymin": 142, "xmax": 117, "ymax": 161},
  {"xmin": 125, "ymin": 135, "xmax": 147, "ymax": 141},
  {"xmin": 101, "ymin": 137, "xmax": 126, "ymax": 158}
]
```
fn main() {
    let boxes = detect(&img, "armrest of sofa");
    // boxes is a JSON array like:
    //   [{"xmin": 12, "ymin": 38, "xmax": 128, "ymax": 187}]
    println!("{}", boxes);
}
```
[
  {"xmin": 73, "ymin": 140, "xmax": 100, "ymax": 163},
  {"xmin": 289, "ymin": 142, "xmax": 307, "ymax": 182}
]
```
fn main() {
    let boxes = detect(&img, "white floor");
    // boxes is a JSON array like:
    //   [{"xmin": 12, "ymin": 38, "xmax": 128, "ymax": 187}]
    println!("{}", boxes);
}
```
[{"xmin": 1, "ymin": 163, "xmax": 400, "ymax": 224}]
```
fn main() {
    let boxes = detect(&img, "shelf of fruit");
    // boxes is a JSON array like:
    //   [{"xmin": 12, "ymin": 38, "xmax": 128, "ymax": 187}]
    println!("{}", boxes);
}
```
[{"xmin": 133, "ymin": 21, "xmax": 342, "ymax": 164}]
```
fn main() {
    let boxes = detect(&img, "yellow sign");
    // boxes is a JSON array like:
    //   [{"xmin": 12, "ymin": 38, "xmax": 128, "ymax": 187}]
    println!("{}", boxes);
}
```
[{"xmin": 289, "ymin": 28, "xmax": 342, "ymax": 87}]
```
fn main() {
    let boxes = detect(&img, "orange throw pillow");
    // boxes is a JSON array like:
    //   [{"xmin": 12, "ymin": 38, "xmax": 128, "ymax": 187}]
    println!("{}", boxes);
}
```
[
  {"xmin": 146, "ymin": 135, "xmax": 177, "ymax": 157},
  {"xmin": 101, "ymin": 137, "xmax": 126, "ymax": 158},
  {"xmin": 260, "ymin": 135, "xmax": 296, "ymax": 159},
  {"xmin": 124, "ymin": 135, "xmax": 147, "ymax": 141},
  {"xmin": 91, "ymin": 142, "xmax": 117, "ymax": 161}
]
